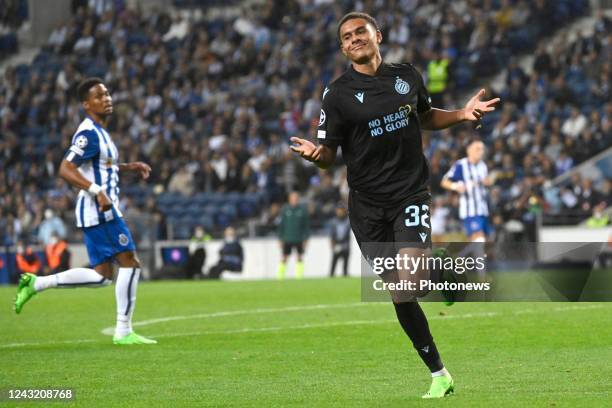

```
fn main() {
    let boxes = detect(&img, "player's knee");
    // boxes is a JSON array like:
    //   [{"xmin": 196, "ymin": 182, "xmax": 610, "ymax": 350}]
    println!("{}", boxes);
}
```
[
  {"xmin": 117, "ymin": 251, "xmax": 141, "ymax": 268},
  {"xmin": 95, "ymin": 264, "xmax": 114, "ymax": 280},
  {"xmin": 100, "ymin": 271, "xmax": 113, "ymax": 280},
  {"xmin": 128, "ymin": 257, "xmax": 141, "ymax": 268}
]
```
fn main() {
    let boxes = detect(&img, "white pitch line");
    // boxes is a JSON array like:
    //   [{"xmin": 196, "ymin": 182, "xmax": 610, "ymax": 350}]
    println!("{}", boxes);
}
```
[
  {"xmin": 149, "ymin": 319, "xmax": 400, "ymax": 339},
  {"xmin": 1, "ymin": 303, "xmax": 608, "ymax": 349},
  {"xmin": 0, "ymin": 339, "xmax": 97, "ymax": 348},
  {"xmin": 552, "ymin": 304, "xmax": 605, "ymax": 312},
  {"xmin": 149, "ymin": 311, "xmax": 502, "ymax": 339},
  {"xmin": 141, "ymin": 305, "xmax": 606, "ymax": 339},
  {"xmin": 513, "ymin": 304, "xmax": 605, "ymax": 315},
  {"xmin": 0, "ymin": 312, "xmax": 501, "ymax": 348},
  {"xmin": 100, "ymin": 302, "xmax": 382, "ymax": 335}
]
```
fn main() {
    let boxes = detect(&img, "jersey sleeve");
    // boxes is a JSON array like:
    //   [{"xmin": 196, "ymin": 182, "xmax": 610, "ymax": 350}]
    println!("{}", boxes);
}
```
[
  {"xmin": 444, "ymin": 162, "xmax": 463, "ymax": 182},
  {"xmin": 317, "ymin": 86, "xmax": 344, "ymax": 147},
  {"xmin": 414, "ymin": 66, "xmax": 432, "ymax": 114},
  {"xmin": 64, "ymin": 129, "xmax": 100, "ymax": 166}
]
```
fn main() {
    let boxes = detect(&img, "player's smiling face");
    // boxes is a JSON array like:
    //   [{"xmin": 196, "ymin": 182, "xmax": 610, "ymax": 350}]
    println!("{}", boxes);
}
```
[
  {"xmin": 83, "ymin": 83, "xmax": 113, "ymax": 117},
  {"xmin": 339, "ymin": 18, "xmax": 381, "ymax": 64}
]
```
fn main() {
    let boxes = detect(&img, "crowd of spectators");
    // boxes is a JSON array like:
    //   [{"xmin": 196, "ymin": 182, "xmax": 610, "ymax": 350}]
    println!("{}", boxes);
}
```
[
  {"xmin": 428, "ymin": 8, "xmax": 611, "ymax": 237},
  {"xmin": 0, "ymin": 0, "xmax": 27, "ymax": 59},
  {"xmin": 0, "ymin": 0, "xmax": 607, "ymax": 247}
]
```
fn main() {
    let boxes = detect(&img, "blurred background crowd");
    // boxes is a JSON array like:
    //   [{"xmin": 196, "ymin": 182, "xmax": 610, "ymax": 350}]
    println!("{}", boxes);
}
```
[
  {"xmin": 0, "ymin": 0, "xmax": 27, "ymax": 59},
  {"xmin": 0, "ymin": 0, "xmax": 610, "ymax": 248}
]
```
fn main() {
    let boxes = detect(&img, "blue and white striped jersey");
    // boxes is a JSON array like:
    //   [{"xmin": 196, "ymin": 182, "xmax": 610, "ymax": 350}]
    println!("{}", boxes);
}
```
[
  {"xmin": 64, "ymin": 117, "xmax": 123, "ymax": 228},
  {"xmin": 444, "ymin": 158, "xmax": 489, "ymax": 220}
]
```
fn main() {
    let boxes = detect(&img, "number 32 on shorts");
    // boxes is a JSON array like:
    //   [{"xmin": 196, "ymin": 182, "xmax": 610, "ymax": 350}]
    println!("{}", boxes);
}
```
[{"xmin": 404, "ymin": 204, "xmax": 430, "ymax": 228}]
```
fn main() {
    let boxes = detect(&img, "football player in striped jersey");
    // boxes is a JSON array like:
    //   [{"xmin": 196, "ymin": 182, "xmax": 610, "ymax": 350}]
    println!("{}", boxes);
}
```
[
  {"xmin": 442, "ymin": 138, "xmax": 494, "ymax": 243},
  {"xmin": 15, "ymin": 78, "xmax": 156, "ymax": 345}
]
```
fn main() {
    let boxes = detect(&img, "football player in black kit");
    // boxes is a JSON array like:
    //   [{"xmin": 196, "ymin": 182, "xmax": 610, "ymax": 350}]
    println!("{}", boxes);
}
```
[{"xmin": 291, "ymin": 12, "xmax": 499, "ymax": 398}]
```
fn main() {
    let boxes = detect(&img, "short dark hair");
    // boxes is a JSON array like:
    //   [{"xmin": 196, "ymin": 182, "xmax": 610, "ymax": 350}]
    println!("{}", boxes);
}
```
[
  {"xmin": 337, "ymin": 12, "xmax": 380, "ymax": 42},
  {"xmin": 77, "ymin": 77, "xmax": 104, "ymax": 101},
  {"xmin": 466, "ymin": 137, "xmax": 483, "ymax": 148}
]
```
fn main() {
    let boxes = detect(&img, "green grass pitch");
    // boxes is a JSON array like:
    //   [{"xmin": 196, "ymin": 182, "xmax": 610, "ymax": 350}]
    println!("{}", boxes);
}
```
[{"xmin": 1, "ymin": 278, "xmax": 611, "ymax": 407}]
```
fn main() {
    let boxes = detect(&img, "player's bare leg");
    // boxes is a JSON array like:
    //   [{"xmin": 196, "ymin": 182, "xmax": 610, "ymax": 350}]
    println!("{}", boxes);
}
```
[
  {"xmin": 94, "ymin": 262, "xmax": 114, "ymax": 280},
  {"xmin": 112, "ymin": 251, "xmax": 156, "ymax": 345}
]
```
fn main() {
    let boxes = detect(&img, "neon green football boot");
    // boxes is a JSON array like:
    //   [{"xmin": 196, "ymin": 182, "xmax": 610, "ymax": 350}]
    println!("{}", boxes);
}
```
[
  {"xmin": 14, "ymin": 273, "xmax": 37, "ymax": 314},
  {"xmin": 113, "ymin": 332, "xmax": 158, "ymax": 345},
  {"xmin": 422, "ymin": 375, "xmax": 454, "ymax": 399}
]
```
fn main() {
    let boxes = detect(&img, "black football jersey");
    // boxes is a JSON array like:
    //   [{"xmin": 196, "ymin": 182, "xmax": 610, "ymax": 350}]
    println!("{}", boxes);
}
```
[{"xmin": 317, "ymin": 62, "xmax": 432, "ymax": 207}]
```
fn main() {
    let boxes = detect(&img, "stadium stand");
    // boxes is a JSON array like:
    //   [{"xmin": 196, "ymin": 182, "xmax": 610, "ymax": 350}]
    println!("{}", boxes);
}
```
[
  {"xmin": 0, "ymin": 0, "xmax": 27, "ymax": 60},
  {"xmin": 0, "ymin": 0, "xmax": 608, "ymax": 248}
]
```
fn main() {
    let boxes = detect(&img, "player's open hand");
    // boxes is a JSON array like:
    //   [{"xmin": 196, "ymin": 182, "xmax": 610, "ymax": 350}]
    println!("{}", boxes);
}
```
[
  {"xmin": 129, "ymin": 162, "xmax": 151, "ymax": 179},
  {"xmin": 290, "ymin": 137, "xmax": 321, "ymax": 162},
  {"xmin": 97, "ymin": 190, "xmax": 113, "ymax": 212},
  {"xmin": 462, "ymin": 89, "xmax": 500, "ymax": 122}
]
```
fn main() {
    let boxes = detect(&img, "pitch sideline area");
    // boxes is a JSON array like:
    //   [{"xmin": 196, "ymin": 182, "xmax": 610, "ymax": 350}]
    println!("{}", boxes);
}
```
[
  {"xmin": 1, "ymin": 278, "xmax": 611, "ymax": 407},
  {"xmin": 4, "ymin": 295, "xmax": 604, "ymax": 348}
]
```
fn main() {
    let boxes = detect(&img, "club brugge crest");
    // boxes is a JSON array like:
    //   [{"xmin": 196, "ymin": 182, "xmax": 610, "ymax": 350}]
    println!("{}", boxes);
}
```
[
  {"xmin": 119, "ymin": 234, "xmax": 129, "ymax": 246},
  {"xmin": 395, "ymin": 77, "xmax": 410, "ymax": 94}
]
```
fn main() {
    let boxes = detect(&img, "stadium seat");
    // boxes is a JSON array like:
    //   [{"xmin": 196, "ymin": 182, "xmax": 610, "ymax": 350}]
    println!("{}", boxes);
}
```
[
  {"xmin": 214, "ymin": 213, "xmax": 231, "ymax": 229},
  {"xmin": 193, "ymin": 192, "xmax": 210, "ymax": 206},
  {"xmin": 238, "ymin": 201, "xmax": 256, "ymax": 218},
  {"xmin": 220, "ymin": 203, "xmax": 238, "ymax": 219},
  {"xmin": 197, "ymin": 214, "xmax": 215, "ymax": 230}
]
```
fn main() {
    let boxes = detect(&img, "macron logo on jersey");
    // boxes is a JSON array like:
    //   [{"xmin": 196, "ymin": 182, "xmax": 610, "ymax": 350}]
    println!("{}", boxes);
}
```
[
  {"xmin": 323, "ymin": 87, "xmax": 330, "ymax": 100},
  {"xmin": 419, "ymin": 232, "xmax": 428, "ymax": 243},
  {"xmin": 355, "ymin": 91, "xmax": 365, "ymax": 103}
]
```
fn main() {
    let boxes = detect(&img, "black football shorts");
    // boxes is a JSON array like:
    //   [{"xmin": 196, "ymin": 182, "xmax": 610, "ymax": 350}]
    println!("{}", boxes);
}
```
[
  {"xmin": 348, "ymin": 189, "xmax": 432, "ymax": 255},
  {"xmin": 282, "ymin": 242, "xmax": 304, "ymax": 256}
]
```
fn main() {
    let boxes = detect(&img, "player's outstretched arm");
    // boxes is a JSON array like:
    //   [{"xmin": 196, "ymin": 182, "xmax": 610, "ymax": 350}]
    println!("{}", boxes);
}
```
[
  {"xmin": 419, "ymin": 89, "xmax": 500, "ymax": 131},
  {"xmin": 290, "ymin": 137, "xmax": 337, "ymax": 170},
  {"xmin": 119, "ymin": 162, "xmax": 151, "ymax": 179},
  {"xmin": 59, "ymin": 159, "xmax": 112, "ymax": 211}
]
